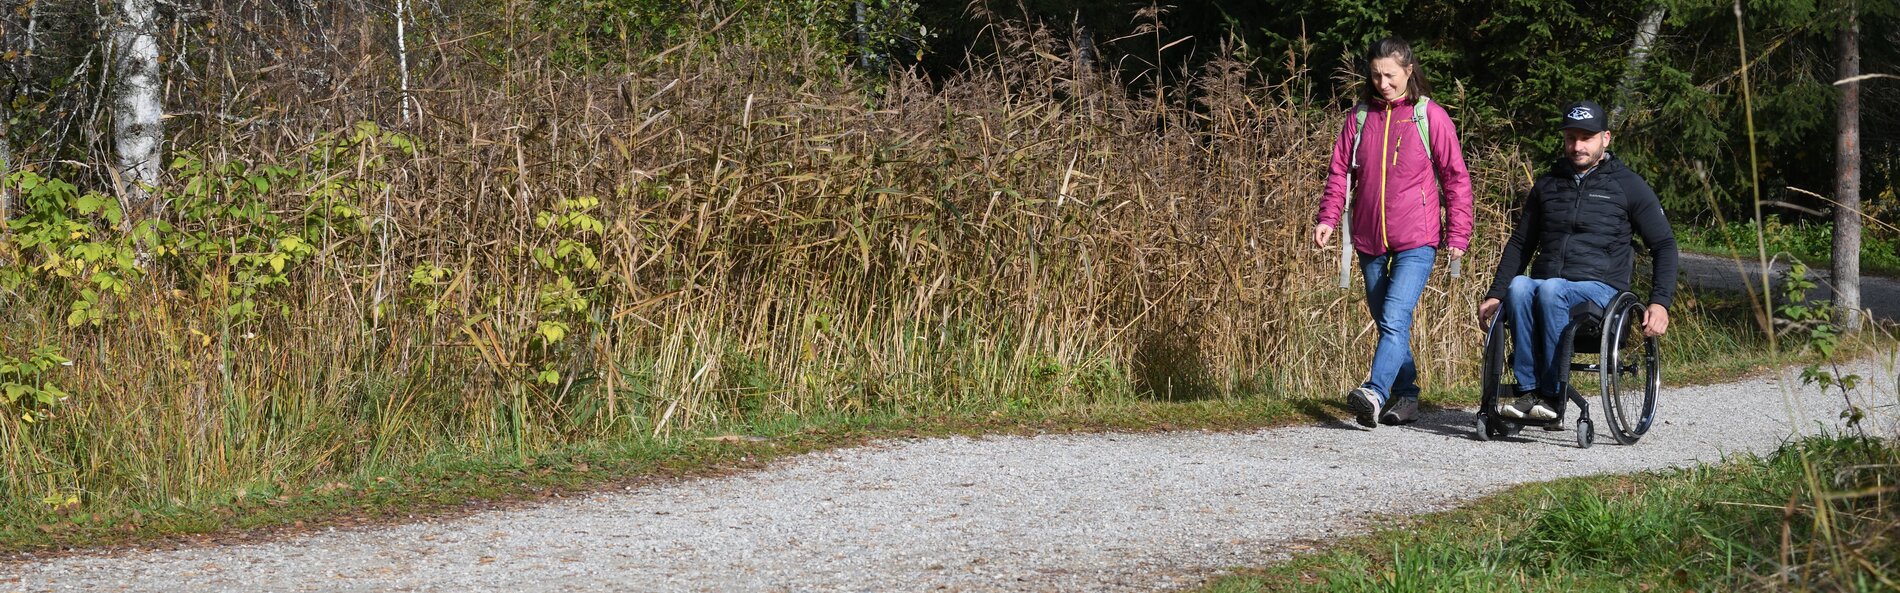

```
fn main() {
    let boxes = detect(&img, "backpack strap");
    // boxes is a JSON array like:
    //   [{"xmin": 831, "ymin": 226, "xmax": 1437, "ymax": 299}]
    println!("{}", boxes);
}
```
[
  {"xmin": 1354, "ymin": 98, "xmax": 1436, "ymax": 166},
  {"xmin": 1339, "ymin": 104, "xmax": 1369, "ymax": 288},
  {"xmin": 1349, "ymin": 103, "xmax": 1370, "ymax": 170}
]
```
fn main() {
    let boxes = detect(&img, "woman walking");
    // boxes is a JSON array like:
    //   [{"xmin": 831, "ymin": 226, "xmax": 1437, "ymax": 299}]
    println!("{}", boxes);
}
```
[{"xmin": 1313, "ymin": 37, "xmax": 1474, "ymax": 428}]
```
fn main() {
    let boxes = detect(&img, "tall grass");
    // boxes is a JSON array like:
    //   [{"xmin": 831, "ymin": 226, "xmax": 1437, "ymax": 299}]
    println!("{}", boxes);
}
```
[{"xmin": 0, "ymin": 13, "xmax": 1622, "ymax": 521}]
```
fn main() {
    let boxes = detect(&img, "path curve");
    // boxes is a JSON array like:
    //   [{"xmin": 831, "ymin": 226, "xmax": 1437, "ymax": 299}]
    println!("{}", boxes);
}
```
[
  {"xmin": 8, "ymin": 254, "xmax": 1898, "ymax": 592},
  {"xmin": 1677, "ymin": 251, "xmax": 1900, "ymax": 320},
  {"xmin": 6, "ymin": 358, "xmax": 1897, "ymax": 592}
]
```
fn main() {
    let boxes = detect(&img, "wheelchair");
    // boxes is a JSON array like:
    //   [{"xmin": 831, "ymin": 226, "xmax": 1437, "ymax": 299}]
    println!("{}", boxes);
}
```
[{"xmin": 1476, "ymin": 292, "xmax": 1660, "ymax": 448}]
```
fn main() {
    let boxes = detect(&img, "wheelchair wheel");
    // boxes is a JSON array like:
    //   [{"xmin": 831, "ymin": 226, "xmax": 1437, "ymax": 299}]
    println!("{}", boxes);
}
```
[
  {"xmin": 1576, "ymin": 418, "xmax": 1594, "ymax": 448},
  {"xmin": 1599, "ymin": 293, "xmax": 1660, "ymax": 445},
  {"xmin": 1477, "ymin": 318, "xmax": 1525, "ymax": 441},
  {"xmin": 1473, "ymin": 414, "xmax": 1519, "ymax": 441},
  {"xmin": 1479, "ymin": 315, "xmax": 1517, "ymax": 403}
]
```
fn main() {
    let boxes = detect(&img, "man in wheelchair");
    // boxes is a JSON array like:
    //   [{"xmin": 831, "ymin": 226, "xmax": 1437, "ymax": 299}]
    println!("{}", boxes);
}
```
[{"xmin": 1476, "ymin": 100, "xmax": 1679, "ymax": 423}]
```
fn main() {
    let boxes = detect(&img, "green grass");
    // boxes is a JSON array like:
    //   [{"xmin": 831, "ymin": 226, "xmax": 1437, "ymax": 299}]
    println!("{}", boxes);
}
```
[{"xmin": 1203, "ymin": 434, "xmax": 1900, "ymax": 592}]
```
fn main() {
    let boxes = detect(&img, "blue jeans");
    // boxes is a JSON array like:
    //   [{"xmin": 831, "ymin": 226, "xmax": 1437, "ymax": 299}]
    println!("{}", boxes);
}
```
[
  {"xmin": 1357, "ymin": 246, "xmax": 1436, "ymax": 404},
  {"xmin": 1505, "ymin": 276, "xmax": 1618, "ymax": 393}
]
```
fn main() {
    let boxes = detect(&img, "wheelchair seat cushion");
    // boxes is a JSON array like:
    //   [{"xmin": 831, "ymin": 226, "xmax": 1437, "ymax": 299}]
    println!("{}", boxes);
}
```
[{"xmin": 1569, "ymin": 301, "xmax": 1607, "ymax": 354}]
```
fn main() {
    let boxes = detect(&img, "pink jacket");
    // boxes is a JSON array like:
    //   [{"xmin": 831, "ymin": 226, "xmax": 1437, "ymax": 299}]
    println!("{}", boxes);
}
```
[{"xmin": 1315, "ymin": 96, "xmax": 1474, "ymax": 256}]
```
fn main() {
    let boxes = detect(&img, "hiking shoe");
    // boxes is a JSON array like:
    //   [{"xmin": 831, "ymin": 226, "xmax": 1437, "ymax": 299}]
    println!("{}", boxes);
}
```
[
  {"xmin": 1379, "ymin": 397, "xmax": 1419, "ymax": 425},
  {"xmin": 1499, "ymin": 392, "xmax": 1541, "ymax": 420},
  {"xmin": 1346, "ymin": 387, "xmax": 1381, "ymax": 428}
]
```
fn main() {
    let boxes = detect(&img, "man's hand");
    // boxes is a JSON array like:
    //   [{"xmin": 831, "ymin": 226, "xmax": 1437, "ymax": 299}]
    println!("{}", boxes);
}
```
[
  {"xmin": 1314, "ymin": 224, "xmax": 1334, "ymax": 248},
  {"xmin": 1642, "ymin": 304, "xmax": 1670, "ymax": 337},
  {"xmin": 1478, "ymin": 297, "xmax": 1501, "ymax": 329}
]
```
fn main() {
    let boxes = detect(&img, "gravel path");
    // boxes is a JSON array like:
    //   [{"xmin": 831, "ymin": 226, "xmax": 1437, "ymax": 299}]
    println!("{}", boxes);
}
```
[
  {"xmin": 7, "ymin": 256, "xmax": 1898, "ymax": 593},
  {"xmin": 1677, "ymin": 251, "xmax": 1900, "ymax": 320},
  {"xmin": 6, "ymin": 357, "xmax": 1897, "ymax": 593}
]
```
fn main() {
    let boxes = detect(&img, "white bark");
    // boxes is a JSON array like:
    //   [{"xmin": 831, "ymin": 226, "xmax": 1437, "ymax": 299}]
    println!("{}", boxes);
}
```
[
  {"xmin": 1834, "ymin": 5, "xmax": 1862, "ymax": 332},
  {"xmin": 1611, "ymin": 5, "xmax": 1667, "ymax": 129},
  {"xmin": 396, "ymin": 0, "xmax": 415, "ymax": 124},
  {"xmin": 112, "ymin": 0, "xmax": 164, "ymax": 218},
  {"xmin": 1, "ymin": 112, "xmax": 11, "ymax": 223},
  {"xmin": 854, "ymin": 1, "xmax": 872, "ymax": 69},
  {"xmin": 25, "ymin": 0, "xmax": 37, "ymax": 54}
]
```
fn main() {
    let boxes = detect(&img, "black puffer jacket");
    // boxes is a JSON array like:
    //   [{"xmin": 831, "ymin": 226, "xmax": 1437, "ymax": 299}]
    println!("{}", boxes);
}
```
[{"xmin": 1484, "ymin": 154, "xmax": 1679, "ymax": 308}]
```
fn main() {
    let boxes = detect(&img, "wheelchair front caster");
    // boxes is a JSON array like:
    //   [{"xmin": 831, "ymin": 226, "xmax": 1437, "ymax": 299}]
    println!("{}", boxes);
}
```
[
  {"xmin": 1576, "ymin": 419, "xmax": 1595, "ymax": 449},
  {"xmin": 1473, "ymin": 414, "xmax": 1491, "ymax": 442}
]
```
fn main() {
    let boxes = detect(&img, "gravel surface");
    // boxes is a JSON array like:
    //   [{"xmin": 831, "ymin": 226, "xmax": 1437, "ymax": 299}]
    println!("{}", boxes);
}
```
[
  {"xmin": 6, "ymin": 256, "xmax": 1896, "ymax": 593},
  {"xmin": 1677, "ymin": 251, "xmax": 1900, "ymax": 320},
  {"xmin": 5, "ymin": 357, "xmax": 1897, "ymax": 593}
]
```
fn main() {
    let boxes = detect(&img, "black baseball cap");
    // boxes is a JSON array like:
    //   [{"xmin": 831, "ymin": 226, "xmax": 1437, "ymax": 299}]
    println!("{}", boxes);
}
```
[{"xmin": 1561, "ymin": 100, "xmax": 1608, "ymax": 133}]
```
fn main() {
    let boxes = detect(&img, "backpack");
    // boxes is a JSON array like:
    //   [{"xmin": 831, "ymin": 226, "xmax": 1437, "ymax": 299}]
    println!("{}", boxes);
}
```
[
  {"xmin": 1336, "ymin": 96, "xmax": 1443, "ymax": 288},
  {"xmin": 1350, "ymin": 96, "xmax": 1435, "ymax": 171}
]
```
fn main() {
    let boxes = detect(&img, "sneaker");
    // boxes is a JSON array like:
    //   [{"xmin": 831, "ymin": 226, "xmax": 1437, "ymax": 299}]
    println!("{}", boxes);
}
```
[
  {"xmin": 1499, "ymin": 392, "xmax": 1541, "ymax": 420},
  {"xmin": 1539, "ymin": 386, "xmax": 1579, "ymax": 430},
  {"xmin": 1346, "ymin": 387, "xmax": 1382, "ymax": 428},
  {"xmin": 1527, "ymin": 397, "xmax": 1561, "ymax": 421},
  {"xmin": 1520, "ymin": 389, "xmax": 1565, "ymax": 421},
  {"xmin": 1379, "ymin": 397, "xmax": 1419, "ymax": 425}
]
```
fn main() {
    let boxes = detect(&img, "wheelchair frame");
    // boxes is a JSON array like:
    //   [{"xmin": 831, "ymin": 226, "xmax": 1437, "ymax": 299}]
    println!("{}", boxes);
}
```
[{"xmin": 1476, "ymin": 291, "xmax": 1661, "ymax": 448}]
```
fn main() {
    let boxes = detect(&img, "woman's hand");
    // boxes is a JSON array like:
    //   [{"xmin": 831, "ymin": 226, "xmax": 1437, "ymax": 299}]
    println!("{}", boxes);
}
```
[{"xmin": 1314, "ymin": 224, "xmax": 1334, "ymax": 248}]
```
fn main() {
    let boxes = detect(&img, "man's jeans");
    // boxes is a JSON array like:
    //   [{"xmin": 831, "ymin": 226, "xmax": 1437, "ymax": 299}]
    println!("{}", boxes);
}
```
[
  {"xmin": 1358, "ymin": 246, "xmax": 1436, "ymax": 404},
  {"xmin": 1505, "ymin": 275, "xmax": 1618, "ymax": 393}
]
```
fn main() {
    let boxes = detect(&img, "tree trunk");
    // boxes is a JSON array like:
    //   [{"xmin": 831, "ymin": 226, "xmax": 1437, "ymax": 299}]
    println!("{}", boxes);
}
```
[
  {"xmin": 396, "ymin": 0, "xmax": 415, "ymax": 124},
  {"xmin": 1833, "ymin": 4, "xmax": 1862, "ymax": 332},
  {"xmin": 1072, "ymin": 13, "xmax": 1098, "ymax": 73},
  {"xmin": 0, "ymin": 0, "xmax": 25, "ymax": 224},
  {"xmin": 1, "ymin": 105, "xmax": 11, "ymax": 224},
  {"xmin": 112, "ymin": 0, "xmax": 164, "ymax": 220},
  {"xmin": 1611, "ymin": 5, "xmax": 1667, "ymax": 129},
  {"xmin": 853, "ymin": 1, "xmax": 874, "ymax": 70}
]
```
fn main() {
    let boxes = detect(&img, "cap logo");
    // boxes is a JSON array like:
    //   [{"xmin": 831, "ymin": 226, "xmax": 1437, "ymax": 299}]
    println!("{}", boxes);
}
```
[{"xmin": 1568, "ymin": 107, "xmax": 1595, "ymax": 120}]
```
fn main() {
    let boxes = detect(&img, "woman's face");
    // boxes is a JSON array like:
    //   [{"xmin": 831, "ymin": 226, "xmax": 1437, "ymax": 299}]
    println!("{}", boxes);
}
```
[{"xmin": 1370, "ymin": 57, "xmax": 1411, "ymax": 102}]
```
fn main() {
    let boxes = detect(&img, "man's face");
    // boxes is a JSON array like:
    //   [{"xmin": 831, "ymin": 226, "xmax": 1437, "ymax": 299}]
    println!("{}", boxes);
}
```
[{"xmin": 1562, "ymin": 128, "xmax": 1611, "ymax": 171}]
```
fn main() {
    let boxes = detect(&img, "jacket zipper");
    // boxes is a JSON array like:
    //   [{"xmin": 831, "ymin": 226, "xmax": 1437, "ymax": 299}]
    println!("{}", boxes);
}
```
[
  {"xmin": 1555, "ymin": 177, "xmax": 1584, "ymax": 278},
  {"xmin": 1378, "ymin": 102, "xmax": 1394, "ymax": 253}
]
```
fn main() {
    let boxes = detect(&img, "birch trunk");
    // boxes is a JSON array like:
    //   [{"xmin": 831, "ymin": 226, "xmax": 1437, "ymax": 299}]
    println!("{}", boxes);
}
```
[
  {"xmin": 112, "ymin": 0, "xmax": 164, "ymax": 219},
  {"xmin": 1, "ymin": 105, "xmax": 11, "ymax": 224},
  {"xmin": 1611, "ymin": 5, "xmax": 1667, "ymax": 129},
  {"xmin": 396, "ymin": 0, "xmax": 415, "ymax": 124},
  {"xmin": 0, "ymin": 0, "xmax": 25, "ymax": 223},
  {"xmin": 1833, "ymin": 5, "xmax": 1862, "ymax": 332},
  {"xmin": 853, "ymin": 1, "xmax": 874, "ymax": 69}
]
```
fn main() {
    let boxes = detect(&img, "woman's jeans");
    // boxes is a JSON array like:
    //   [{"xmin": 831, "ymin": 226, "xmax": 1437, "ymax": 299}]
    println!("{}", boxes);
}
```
[
  {"xmin": 1504, "ymin": 275, "xmax": 1618, "ymax": 394},
  {"xmin": 1357, "ymin": 246, "xmax": 1436, "ymax": 404}
]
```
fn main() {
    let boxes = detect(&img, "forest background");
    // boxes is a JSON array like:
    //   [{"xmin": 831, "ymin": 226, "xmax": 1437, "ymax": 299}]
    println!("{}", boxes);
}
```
[{"xmin": 0, "ymin": 0, "xmax": 1893, "ymax": 544}]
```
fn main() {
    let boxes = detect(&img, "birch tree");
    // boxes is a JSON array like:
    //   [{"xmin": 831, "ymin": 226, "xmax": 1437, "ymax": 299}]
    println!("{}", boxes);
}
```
[
  {"xmin": 1833, "ymin": 1, "xmax": 1862, "ymax": 332},
  {"xmin": 111, "ymin": 0, "xmax": 163, "ymax": 219},
  {"xmin": 0, "ymin": 0, "xmax": 25, "ymax": 222},
  {"xmin": 396, "ymin": 0, "xmax": 415, "ymax": 124},
  {"xmin": 1611, "ymin": 5, "xmax": 1667, "ymax": 130}
]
